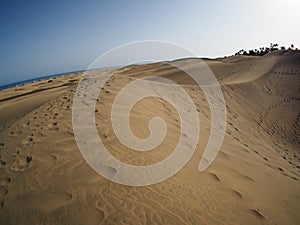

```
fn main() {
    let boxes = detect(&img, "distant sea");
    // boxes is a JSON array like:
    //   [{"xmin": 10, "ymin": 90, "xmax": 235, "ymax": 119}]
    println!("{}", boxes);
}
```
[
  {"xmin": 0, "ymin": 70, "xmax": 88, "ymax": 91},
  {"xmin": 0, "ymin": 65, "xmax": 127, "ymax": 91}
]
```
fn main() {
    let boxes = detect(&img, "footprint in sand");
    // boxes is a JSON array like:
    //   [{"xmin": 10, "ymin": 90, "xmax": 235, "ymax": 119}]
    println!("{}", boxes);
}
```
[
  {"xmin": 233, "ymin": 136, "xmax": 240, "ymax": 141},
  {"xmin": 46, "ymin": 122, "xmax": 58, "ymax": 130},
  {"xmin": 253, "ymin": 150, "xmax": 259, "ymax": 154},
  {"xmin": 243, "ymin": 143, "xmax": 249, "ymax": 148},
  {"xmin": 8, "ymin": 131, "xmax": 15, "ymax": 137},
  {"xmin": 0, "ymin": 160, "xmax": 6, "ymax": 167},
  {"xmin": 12, "ymin": 149, "xmax": 20, "ymax": 157},
  {"xmin": 249, "ymin": 209, "xmax": 265, "ymax": 220},
  {"xmin": 261, "ymin": 156, "xmax": 269, "ymax": 161},
  {"xmin": 230, "ymin": 189, "xmax": 243, "ymax": 199},
  {"xmin": 218, "ymin": 151, "xmax": 229, "ymax": 160},
  {"xmin": 277, "ymin": 167, "xmax": 284, "ymax": 172},
  {"xmin": 0, "ymin": 186, "xmax": 8, "ymax": 208},
  {"xmin": 21, "ymin": 137, "xmax": 34, "ymax": 145},
  {"xmin": 208, "ymin": 172, "xmax": 221, "ymax": 182},
  {"xmin": 0, "ymin": 177, "xmax": 11, "ymax": 186},
  {"xmin": 0, "ymin": 177, "xmax": 11, "ymax": 208},
  {"xmin": 10, "ymin": 155, "xmax": 33, "ymax": 172}
]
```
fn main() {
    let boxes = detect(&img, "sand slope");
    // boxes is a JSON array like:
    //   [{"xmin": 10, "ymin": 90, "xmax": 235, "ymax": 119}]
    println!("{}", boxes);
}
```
[{"xmin": 0, "ymin": 50, "xmax": 299, "ymax": 224}]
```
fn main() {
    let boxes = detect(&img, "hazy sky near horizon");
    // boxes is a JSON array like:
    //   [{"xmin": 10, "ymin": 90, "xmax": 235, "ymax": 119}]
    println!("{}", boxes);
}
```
[{"xmin": 1, "ymin": 0, "xmax": 299, "ymax": 85}]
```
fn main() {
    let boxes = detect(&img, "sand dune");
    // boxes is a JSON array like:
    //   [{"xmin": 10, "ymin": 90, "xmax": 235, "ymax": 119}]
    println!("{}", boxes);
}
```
[{"xmin": 0, "ymin": 50, "xmax": 299, "ymax": 224}]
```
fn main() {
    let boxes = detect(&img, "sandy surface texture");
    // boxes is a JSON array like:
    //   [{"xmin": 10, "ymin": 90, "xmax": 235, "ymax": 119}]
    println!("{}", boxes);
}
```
[{"xmin": 0, "ymin": 50, "xmax": 299, "ymax": 225}]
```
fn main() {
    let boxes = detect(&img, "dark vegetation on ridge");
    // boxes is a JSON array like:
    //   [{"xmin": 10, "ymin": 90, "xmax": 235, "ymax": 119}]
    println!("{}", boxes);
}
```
[{"xmin": 235, "ymin": 43, "xmax": 298, "ymax": 56}]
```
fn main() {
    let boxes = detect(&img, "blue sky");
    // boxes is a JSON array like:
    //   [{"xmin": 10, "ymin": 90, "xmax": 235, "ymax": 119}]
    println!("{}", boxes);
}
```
[{"xmin": 0, "ymin": 0, "xmax": 299, "ymax": 85}]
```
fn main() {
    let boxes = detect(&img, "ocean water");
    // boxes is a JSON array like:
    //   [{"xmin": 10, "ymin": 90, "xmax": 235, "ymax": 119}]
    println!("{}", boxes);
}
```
[
  {"xmin": 0, "ymin": 70, "xmax": 87, "ymax": 91},
  {"xmin": 0, "ymin": 66, "xmax": 121, "ymax": 91}
]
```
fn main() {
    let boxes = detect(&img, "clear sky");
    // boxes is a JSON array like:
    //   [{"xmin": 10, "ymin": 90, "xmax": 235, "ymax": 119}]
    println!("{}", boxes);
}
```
[{"xmin": 1, "ymin": 0, "xmax": 299, "ymax": 86}]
